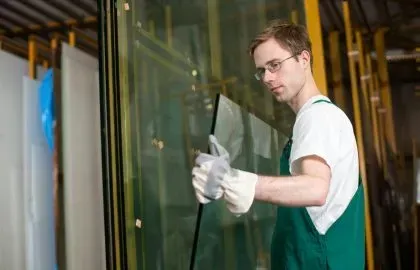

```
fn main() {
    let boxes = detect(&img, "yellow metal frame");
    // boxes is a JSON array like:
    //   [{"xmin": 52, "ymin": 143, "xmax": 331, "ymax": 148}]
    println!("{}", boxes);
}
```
[
  {"xmin": 208, "ymin": 0, "xmax": 222, "ymax": 79},
  {"xmin": 366, "ymin": 54, "xmax": 382, "ymax": 165},
  {"xmin": 342, "ymin": 2, "xmax": 375, "ymax": 269},
  {"xmin": 69, "ymin": 31, "xmax": 76, "ymax": 47},
  {"xmin": 374, "ymin": 73, "xmax": 388, "ymax": 175},
  {"xmin": 355, "ymin": 31, "xmax": 371, "ymax": 120},
  {"xmin": 374, "ymin": 28, "xmax": 397, "ymax": 155},
  {"xmin": 28, "ymin": 35, "xmax": 37, "ymax": 79},
  {"xmin": 28, "ymin": 35, "xmax": 55, "ymax": 77},
  {"xmin": 304, "ymin": 0, "xmax": 327, "ymax": 95}
]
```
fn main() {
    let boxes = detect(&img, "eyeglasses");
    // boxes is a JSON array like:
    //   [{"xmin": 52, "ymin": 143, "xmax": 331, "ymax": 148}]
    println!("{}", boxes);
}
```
[{"xmin": 254, "ymin": 54, "xmax": 297, "ymax": 81}]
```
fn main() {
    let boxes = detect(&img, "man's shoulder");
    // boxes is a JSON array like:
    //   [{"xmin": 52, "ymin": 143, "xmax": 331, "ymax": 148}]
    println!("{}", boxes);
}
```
[
  {"xmin": 293, "ymin": 100, "xmax": 356, "ymax": 141},
  {"xmin": 296, "ymin": 100, "xmax": 347, "ymax": 125}
]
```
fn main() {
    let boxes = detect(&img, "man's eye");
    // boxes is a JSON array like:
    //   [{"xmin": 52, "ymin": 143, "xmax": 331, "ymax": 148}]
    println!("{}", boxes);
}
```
[{"xmin": 271, "ymin": 63, "xmax": 280, "ymax": 69}]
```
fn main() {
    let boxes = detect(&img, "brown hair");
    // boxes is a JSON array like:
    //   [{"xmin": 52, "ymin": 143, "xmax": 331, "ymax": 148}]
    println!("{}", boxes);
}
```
[{"xmin": 248, "ymin": 19, "xmax": 313, "ymax": 67}]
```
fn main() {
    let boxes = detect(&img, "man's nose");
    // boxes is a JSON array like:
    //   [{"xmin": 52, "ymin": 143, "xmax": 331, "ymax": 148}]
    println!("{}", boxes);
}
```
[{"xmin": 262, "ymin": 69, "xmax": 276, "ymax": 84}]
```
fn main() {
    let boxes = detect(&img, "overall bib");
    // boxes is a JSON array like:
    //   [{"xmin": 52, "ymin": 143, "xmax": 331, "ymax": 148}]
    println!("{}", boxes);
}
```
[{"xmin": 270, "ymin": 99, "xmax": 366, "ymax": 270}]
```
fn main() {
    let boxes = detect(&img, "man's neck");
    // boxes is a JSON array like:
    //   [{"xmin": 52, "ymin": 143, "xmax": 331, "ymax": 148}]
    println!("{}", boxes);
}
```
[{"xmin": 288, "ymin": 76, "xmax": 321, "ymax": 114}]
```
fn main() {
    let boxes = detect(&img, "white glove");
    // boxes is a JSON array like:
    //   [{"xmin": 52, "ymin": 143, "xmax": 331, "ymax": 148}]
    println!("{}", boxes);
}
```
[
  {"xmin": 191, "ymin": 148, "xmax": 229, "ymax": 204},
  {"xmin": 222, "ymin": 167, "xmax": 258, "ymax": 215},
  {"xmin": 191, "ymin": 135, "xmax": 258, "ymax": 215}
]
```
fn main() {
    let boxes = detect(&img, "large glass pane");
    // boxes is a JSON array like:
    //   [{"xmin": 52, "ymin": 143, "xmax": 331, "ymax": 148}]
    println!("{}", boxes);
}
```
[
  {"xmin": 115, "ymin": 0, "xmax": 305, "ymax": 269},
  {"xmin": 192, "ymin": 94, "xmax": 286, "ymax": 270}
]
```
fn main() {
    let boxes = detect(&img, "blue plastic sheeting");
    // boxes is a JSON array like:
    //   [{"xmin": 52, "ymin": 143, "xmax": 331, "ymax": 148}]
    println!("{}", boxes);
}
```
[
  {"xmin": 38, "ymin": 68, "xmax": 55, "ymax": 151},
  {"xmin": 38, "ymin": 68, "xmax": 58, "ymax": 270}
]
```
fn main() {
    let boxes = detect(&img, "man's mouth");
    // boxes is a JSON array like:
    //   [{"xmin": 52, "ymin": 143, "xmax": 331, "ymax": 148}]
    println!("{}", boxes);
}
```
[{"xmin": 270, "ymin": 86, "xmax": 282, "ymax": 92}]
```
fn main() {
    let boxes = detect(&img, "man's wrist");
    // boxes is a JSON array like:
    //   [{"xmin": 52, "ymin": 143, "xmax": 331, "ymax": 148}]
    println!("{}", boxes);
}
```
[{"xmin": 223, "ymin": 169, "xmax": 259, "ymax": 215}]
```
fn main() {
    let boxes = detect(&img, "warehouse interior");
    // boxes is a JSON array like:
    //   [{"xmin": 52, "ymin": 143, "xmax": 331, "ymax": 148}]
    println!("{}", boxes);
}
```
[{"xmin": 0, "ymin": 0, "xmax": 419, "ymax": 270}]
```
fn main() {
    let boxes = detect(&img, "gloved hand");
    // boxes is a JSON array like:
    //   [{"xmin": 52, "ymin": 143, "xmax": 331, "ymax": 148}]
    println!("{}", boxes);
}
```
[
  {"xmin": 191, "ymin": 135, "xmax": 230, "ymax": 203},
  {"xmin": 192, "ymin": 135, "xmax": 259, "ymax": 215}
]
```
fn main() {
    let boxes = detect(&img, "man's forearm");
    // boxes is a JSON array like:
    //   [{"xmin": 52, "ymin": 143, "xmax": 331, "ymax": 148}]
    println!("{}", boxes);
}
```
[{"xmin": 254, "ymin": 174, "xmax": 329, "ymax": 207}]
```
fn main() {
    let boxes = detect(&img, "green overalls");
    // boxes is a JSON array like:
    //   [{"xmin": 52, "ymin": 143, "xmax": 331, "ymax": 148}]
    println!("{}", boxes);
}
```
[{"xmin": 270, "ymin": 99, "xmax": 366, "ymax": 269}]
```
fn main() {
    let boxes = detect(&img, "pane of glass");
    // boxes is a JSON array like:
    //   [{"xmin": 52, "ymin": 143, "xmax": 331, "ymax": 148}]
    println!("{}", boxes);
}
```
[
  {"xmin": 193, "ymin": 94, "xmax": 287, "ymax": 270},
  {"xmin": 115, "ymin": 0, "xmax": 305, "ymax": 269}
]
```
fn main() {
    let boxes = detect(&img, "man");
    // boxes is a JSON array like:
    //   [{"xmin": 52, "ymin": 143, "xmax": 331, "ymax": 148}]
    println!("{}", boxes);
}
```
[{"xmin": 192, "ymin": 20, "xmax": 365, "ymax": 269}]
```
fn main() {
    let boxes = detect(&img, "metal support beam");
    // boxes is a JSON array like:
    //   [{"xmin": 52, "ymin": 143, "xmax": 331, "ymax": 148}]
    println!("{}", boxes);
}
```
[
  {"xmin": 355, "ymin": 31, "xmax": 370, "ymax": 120},
  {"xmin": 73, "ymin": 28, "xmax": 98, "ymax": 49},
  {"xmin": 375, "ymin": 73, "xmax": 388, "ymax": 175},
  {"xmin": 2, "ymin": 17, "xmax": 97, "ymax": 39},
  {"xmin": 374, "ymin": 28, "xmax": 398, "ymax": 156},
  {"xmin": 342, "ymin": 2, "xmax": 375, "ymax": 270},
  {"xmin": 208, "ymin": 0, "xmax": 222, "ymax": 79},
  {"xmin": 28, "ymin": 36, "xmax": 37, "ymax": 79},
  {"xmin": 69, "ymin": 30, "xmax": 76, "ymax": 47},
  {"xmin": 0, "ymin": 36, "xmax": 48, "ymax": 64},
  {"xmin": 304, "ymin": 0, "xmax": 327, "ymax": 95},
  {"xmin": 366, "ymin": 54, "xmax": 382, "ymax": 165}
]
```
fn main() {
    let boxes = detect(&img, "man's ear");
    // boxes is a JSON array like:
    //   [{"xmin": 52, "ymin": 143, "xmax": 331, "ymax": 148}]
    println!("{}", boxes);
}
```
[{"xmin": 300, "ymin": 50, "xmax": 311, "ymax": 69}]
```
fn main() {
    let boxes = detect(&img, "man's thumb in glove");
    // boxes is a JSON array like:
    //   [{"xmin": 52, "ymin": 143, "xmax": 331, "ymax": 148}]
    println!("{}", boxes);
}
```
[{"xmin": 209, "ymin": 135, "xmax": 230, "ymax": 160}]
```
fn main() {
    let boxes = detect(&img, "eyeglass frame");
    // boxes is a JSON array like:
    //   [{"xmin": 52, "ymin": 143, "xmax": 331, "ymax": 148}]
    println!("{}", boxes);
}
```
[{"xmin": 254, "ymin": 53, "xmax": 300, "ymax": 81}]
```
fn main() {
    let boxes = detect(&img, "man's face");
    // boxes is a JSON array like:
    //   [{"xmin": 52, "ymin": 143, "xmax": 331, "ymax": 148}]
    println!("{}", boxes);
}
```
[{"xmin": 253, "ymin": 38, "xmax": 307, "ymax": 103}]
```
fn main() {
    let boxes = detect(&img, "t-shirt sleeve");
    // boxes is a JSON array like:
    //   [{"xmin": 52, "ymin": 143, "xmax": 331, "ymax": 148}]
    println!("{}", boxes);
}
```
[{"xmin": 289, "ymin": 105, "xmax": 340, "ymax": 175}]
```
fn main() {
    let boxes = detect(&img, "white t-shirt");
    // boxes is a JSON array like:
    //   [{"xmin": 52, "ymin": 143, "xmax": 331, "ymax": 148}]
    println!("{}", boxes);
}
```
[{"xmin": 290, "ymin": 95, "xmax": 359, "ymax": 235}]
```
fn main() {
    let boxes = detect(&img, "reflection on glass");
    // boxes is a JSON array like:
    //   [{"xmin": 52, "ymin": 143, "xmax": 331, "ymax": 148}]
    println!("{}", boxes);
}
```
[
  {"xmin": 115, "ymin": 0, "xmax": 303, "ymax": 269},
  {"xmin": 193, "ymin": 94, "xmax": 286, "ymax": 270}
]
